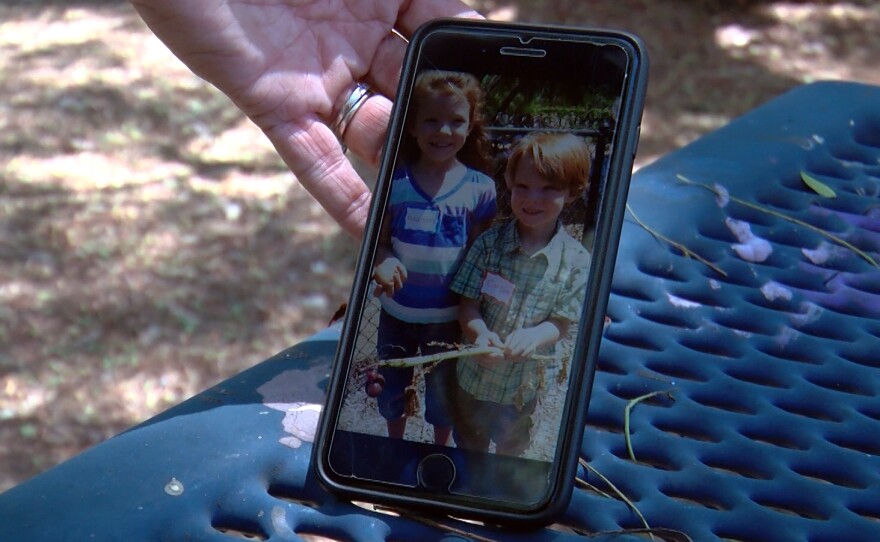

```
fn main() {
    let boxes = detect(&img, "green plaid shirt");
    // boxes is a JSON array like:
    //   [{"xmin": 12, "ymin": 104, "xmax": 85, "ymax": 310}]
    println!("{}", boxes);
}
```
[{"xmin": 450, "ymin": 219, "xmax": 591, "ymax": 405}]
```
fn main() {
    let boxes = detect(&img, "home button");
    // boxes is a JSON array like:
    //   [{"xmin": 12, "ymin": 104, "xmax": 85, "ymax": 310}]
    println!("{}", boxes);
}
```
[{"xmin": 417, "ymin": 454, "xmax": 455, "ymax": 492}]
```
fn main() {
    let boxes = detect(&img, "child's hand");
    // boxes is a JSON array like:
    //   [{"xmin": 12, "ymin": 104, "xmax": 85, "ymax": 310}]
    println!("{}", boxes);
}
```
[
  {"xmin": 474, "ymin": 331, "xmax": 504, "ymax": 368},
  {"xmin": 503, "ymin": 327, "xmax": 549, "ymax": 362},
  {"xmin": 373, "ymin": 257, "xmax": 407, "ymax": 297},
  {"xmin": 503, "ymin": 320, "xmax": 566, "ymax": 361}
]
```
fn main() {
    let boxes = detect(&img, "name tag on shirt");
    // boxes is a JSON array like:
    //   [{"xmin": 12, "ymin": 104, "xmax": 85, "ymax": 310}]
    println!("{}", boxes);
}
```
[
  {"xmin": 481, "ymin": 272, "xmax": 515, "ymax": 305},
  {"xmin": 404, "ymin": 208, "xmax": 440, "ymax": 233}
]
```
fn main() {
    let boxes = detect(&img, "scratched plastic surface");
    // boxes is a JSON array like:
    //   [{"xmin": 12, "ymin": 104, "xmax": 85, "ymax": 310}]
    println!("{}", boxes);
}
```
[
  {"xmin": 0, "ymin": 330, "xmax": 639, "ymax": 542},
  {"xmin": 582, "ymin": 80, "xmax": 880, "ymax": 542},
  {"xmin": 1, "ymin": 81, "xmax": 878, "ymax": 541}
]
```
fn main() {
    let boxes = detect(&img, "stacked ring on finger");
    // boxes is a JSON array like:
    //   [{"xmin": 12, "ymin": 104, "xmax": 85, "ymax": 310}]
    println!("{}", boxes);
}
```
[{"xmin": 332, "ymin": 83, "xmax": 374, "ymax": 152}]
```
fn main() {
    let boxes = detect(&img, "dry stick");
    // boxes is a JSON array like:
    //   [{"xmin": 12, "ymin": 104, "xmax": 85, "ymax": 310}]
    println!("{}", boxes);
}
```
[
  {"xmin": 626, "ymin": 204, "xmax": 728, "ymax": 277},
  {"xmin": 624, "ymin": 391, "xmax": 670, "ymax": 463},
  {"xmin": 378, "ymin": 347, "xmax": 554, "ymax": 368},
  {"xmin": 574, "ymin": 477, "xmax": 614, "ymax": 500},
  {"xmin": 676, "ymin": 174, "xmax": 880, "ymax": 268},
  {"xmin": 579, "ymin": 458, "xmax": 653, "ymax": 535}
]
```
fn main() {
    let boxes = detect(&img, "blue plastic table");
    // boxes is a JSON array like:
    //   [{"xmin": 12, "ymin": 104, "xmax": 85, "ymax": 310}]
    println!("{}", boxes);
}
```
[{"xmin": 2, "ymin": 81, "xmax": 878, "ymax": 541}]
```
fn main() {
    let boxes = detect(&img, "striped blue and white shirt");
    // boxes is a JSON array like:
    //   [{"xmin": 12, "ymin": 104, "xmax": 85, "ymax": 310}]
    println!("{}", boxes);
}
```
[{"xmin": 379, "ymin": 166, "xmax": 497, "ymax": 324}]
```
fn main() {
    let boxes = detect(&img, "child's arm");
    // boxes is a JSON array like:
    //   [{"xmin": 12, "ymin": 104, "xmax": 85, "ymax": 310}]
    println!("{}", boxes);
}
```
[
  {"xmin": 372, "ymin": 217, "xmax": 407, "ymax": 297},
  {"xmin": 460, "ymin": 296, "xmax": 504, "ymax": 366},
  {"xmin": 503, "ymin": 317, "xmax": 570, "ymax": 362},
  {"xmin": 468, "ymin": 215, "xmax": 494, "ymax": 246},
  {"xmin": 467, "ymin": 176, "xmax": 497, "ymax": 246}
]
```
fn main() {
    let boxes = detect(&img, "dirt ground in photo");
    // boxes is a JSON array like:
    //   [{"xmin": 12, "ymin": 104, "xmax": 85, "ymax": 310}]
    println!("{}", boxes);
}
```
[{"xmin": 337, "ymin": 341, "xmax": 572, "ymax": 463}]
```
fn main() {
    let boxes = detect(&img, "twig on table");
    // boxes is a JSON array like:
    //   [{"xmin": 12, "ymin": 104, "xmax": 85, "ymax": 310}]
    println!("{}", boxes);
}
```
[
  {"xmin": 579, "ymin": 458, "xmax": 653, "ymax": 536},
  {"xmin": 625, "ymin": 391, "xmax": 674, "ymax": 463},
  {"xmin": 676, "ymin": 174, "xmax": 879, "ymax": 268},
  {"xmin": 574, "ymin": 477, "xmax": 614, "ymax": 500},
  {"xmin": 626, "ymin": 204, "xmax": 727, "ymax": 276}
]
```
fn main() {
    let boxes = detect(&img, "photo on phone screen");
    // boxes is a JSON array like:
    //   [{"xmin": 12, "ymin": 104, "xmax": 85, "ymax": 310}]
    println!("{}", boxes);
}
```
[{"xmin": 318, "ymin": 21, "xmax": 646, "ymax": 519}]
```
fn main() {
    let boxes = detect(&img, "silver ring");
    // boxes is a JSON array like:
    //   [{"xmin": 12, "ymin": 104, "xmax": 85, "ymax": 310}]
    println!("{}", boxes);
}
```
[{"xmin": 332, "ymin": 83, "xmax": 372, "ymax": 151}]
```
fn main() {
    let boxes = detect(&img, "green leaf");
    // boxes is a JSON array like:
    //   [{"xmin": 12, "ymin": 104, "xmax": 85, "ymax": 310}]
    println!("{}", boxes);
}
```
[{"xmin": 801, "ymin": 171, "xmax": 836, "ymax": 198}]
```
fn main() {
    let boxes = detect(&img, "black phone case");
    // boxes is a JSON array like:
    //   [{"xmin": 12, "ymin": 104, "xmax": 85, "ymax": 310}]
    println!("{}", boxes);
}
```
[{"xmin": 314, "ymin": 18, "xmax": 649, "ymax": 527}]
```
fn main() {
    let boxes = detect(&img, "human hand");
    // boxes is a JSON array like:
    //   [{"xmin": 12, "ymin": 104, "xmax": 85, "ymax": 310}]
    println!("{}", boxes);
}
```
[
  {"xmin": 503, "ymin": 327, "xmax": 549, "ymax": 362},
  {"xmin": 129, "ymin": 0, "xmax": 481, "ymax": 239},
  {"xmin": 473, "ymin": 331, "xmax": 504, "ymax": 368},
  {"xmin": 373, "ymin": 257, "xmax": 407, "ymax": 297}
]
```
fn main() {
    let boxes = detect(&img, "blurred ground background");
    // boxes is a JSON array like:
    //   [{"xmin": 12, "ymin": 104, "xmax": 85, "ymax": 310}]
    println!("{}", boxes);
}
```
[{"xmin": 1, "ymin": 0, "xmax": 878, "ymax": 492}]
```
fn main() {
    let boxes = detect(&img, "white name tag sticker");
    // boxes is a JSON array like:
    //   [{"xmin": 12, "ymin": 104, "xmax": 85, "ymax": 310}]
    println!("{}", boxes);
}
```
[
  {"xmin": 404, "ymin": 208, "xmax": 440, "ymax": 233},
  {"xmin": 481, "ymin": 272, "xmax": 515, "ymax": 305}
]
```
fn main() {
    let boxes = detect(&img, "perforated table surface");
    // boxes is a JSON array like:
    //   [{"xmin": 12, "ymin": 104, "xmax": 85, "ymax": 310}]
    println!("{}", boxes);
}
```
[{"xmin": 2, "ymin": 81, "xmax": 878, "ymax": 541}]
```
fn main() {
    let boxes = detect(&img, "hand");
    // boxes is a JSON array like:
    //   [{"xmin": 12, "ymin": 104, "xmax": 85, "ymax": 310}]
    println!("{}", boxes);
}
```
[
  {"xmin": 503, "ymin": 327, "xmax": 548, "ymax": 362},
  {"xmin": 373, "ymin": 257, "xmax": 407, "ymax": 297},
  {"xmin": 473, "ymin": 331, "xmax": 504, "ymax": 368},
  {"xmin": 129, "ymin": 0, "xmax": 481, "ymax": 239}
]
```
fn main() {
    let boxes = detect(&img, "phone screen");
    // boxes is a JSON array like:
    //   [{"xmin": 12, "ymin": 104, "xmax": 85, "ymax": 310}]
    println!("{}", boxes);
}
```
[{"xmin": 318, "ymin": 22, "xmax": 644, "ymax": 518}]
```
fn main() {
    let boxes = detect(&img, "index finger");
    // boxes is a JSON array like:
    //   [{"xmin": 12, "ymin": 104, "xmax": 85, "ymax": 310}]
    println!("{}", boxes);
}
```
[{"xmin": 265, "ymin": 116, "xmax": 371, "ymax": 239}]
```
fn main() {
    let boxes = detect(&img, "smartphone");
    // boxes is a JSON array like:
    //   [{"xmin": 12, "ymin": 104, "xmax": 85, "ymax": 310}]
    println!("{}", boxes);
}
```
[{"xmin": 314, "ymin": 18, "xmax": 648, "ymax": 526}]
